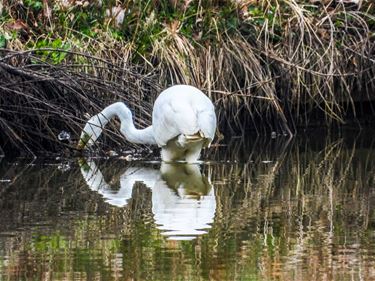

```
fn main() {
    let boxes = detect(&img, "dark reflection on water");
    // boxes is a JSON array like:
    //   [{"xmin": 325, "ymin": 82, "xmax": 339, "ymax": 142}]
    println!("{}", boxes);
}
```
[{"xmin": 0, "ymin": 130, "xmax": 375, "ymax": 280}]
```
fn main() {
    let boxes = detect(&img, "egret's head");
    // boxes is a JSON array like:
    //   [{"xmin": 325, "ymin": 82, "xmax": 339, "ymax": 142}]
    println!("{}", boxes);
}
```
[
  {"xmin": 78, "ymin": 158, "xmax": 91, "ymax": 172},
  {"xmin": 77, "ymin": 115, "xmax": 104, "ymax": 149},
  {"xmin": 77, "ymin": 102, "xmax": 134, "ymax": 149}
]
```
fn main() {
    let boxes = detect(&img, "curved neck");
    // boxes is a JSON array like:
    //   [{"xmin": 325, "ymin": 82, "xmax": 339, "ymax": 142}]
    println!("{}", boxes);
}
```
[
  {"xmin": 101, "ymin": 102, "xmax": 157, "ymax": 145},
  {"xmin": 121, "ymin": 123, "xmax": 156, "ymax": 145}
]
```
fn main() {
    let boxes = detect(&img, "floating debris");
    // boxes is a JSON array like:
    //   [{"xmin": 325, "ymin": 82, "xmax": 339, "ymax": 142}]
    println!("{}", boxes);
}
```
[
  {"xmin": 107, "ymin": 150, "xmax": 119, "ymax": 157},
  {"xmin": 0, "ymin": 179, "xmax": 11, "ymax": 183},
  {"xmin": 119, "ymin": 155, "xmax": 133, "ymax": 161},
  {"xmin": 57, "ymin": 163, "xmax": 71, "ymax": 172},
  {"xmin": 58, "ymin": 131, "xmax": 71, "ymax": 141}
]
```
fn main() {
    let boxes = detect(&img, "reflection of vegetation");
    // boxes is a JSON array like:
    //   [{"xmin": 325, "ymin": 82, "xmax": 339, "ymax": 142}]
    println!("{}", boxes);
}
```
[
  {"xmin": 0, "ymin": 132, "xmax": 375, "ymax": 280},
  {"xmin": 206, "ymin": 132, "xmax": 375, "ymax": 280}
]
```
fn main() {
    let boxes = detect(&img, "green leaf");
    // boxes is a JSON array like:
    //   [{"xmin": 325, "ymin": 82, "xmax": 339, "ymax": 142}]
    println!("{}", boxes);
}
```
[
  {"xmin": 0, "ymin": 34, "xmax": 6, "ymax": 48},
  {"xmin": 24, "ymin": 0, "xmax": 43, "ymax": 10}
]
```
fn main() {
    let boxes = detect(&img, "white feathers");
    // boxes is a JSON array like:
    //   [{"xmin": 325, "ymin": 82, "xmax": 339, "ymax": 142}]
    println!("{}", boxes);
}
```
[
  {"xmin": 152, "ymin": 85, "xmax": 216, "ymax": 148},
  {"xmin": 80, "ymin": 160, "xmax": 216, "ymax": 240},
  {"xmin": 78, "ymin": 114, "xmax": 105, "ymax": 148},
  {"xmin": 79, "ymin": 85, "xmax": 216, "ymax": 162}
]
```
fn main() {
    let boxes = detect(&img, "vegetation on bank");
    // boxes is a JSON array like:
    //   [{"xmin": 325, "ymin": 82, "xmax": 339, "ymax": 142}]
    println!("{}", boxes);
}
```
[{"xmin": 0, "ymin": 0, "xmax": 374, "ymax": 155}]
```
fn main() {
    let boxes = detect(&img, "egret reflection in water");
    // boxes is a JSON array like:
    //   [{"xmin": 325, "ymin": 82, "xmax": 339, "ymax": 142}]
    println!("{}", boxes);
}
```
[{"xmin": 79, "ymin": 159, "xmax": 216, "ymax": 240}]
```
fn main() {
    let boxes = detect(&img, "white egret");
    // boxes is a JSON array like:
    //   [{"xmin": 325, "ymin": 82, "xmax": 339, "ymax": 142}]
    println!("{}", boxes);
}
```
[
  {"xmin": 78, "ymin": 85, "xmax": 216, "ymax": 163},
  {"xmin": 79, "ymin": 159, "xmax": 216, "ymax": 240}
]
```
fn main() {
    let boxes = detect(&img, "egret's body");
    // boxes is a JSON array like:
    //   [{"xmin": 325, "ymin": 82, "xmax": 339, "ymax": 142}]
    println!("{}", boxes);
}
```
[{"xmin": 79, "ymin": 85, "xmax": 216, "ymax": 163}]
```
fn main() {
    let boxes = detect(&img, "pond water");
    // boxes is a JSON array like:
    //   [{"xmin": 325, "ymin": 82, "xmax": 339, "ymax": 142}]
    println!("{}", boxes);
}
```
[{"xmin": 0, "ymin": 130, "xmax": 374, "ymax": 281}]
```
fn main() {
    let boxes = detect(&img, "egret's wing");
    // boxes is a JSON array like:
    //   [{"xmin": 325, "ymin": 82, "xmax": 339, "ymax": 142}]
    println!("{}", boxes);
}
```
[
  {"xmin": 197, "ymin": 108, "xmax": 217, "ymax": 145},
  {"xmin": 153, "ymin": 98, "xmax": 199, "ymax": 146},
  {"xmin": 152, "ymin": 85, "xmax": 217, "ymax": 147}
]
